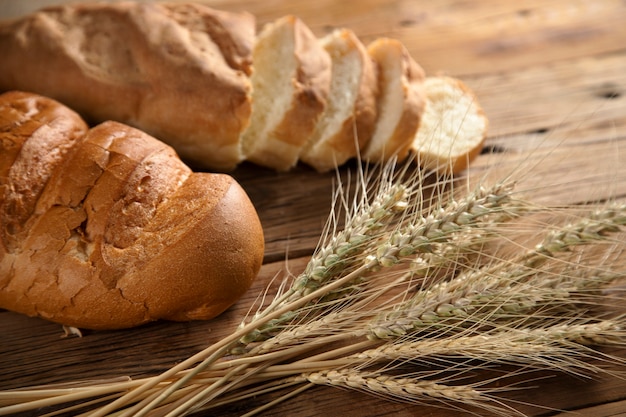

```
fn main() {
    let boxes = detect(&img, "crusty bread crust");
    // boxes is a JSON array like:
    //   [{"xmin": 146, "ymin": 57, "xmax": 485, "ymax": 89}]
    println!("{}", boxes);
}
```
[
  {"xmin": 0, "ymin": 2, "xmax": 255, "ymax": 171},
  {"xmin": 0, "ymin": 92, "xmax": 264, "ymax": 330},
  {"xmin": 0, "ymin": 91, "xmax": 89, "ymax": 258}
]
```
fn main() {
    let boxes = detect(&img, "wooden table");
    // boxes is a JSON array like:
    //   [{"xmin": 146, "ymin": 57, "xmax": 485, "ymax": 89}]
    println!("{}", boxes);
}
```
[{"xmin": 2, "ymin": 0, "xmax": 626, "ymax": 416}]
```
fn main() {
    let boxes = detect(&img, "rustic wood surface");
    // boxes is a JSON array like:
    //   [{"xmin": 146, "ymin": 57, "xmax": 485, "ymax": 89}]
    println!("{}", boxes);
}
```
[{"xmin": 2, "ymin": 0, "xmax": 626, "ymax": 416}]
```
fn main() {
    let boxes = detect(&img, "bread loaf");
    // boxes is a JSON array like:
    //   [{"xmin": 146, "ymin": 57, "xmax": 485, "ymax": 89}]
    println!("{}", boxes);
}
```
[
  {"xmin": 0, "ymin": 2, "xmax": 487, "ymax": 174},
  {"xmin": 0, "ymin": 2, "xmax": 255, "ymax": 172},
  {"xmin": 0, "ymin": 91, "xmax": 264, "ymax": 330}
]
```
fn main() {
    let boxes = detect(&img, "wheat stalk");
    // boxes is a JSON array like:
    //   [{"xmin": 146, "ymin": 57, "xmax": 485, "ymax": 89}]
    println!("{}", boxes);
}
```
[
  {"xmin": 367, "ymin": 202, "xmax": 626, "ymax": 340},
  {"xmin": 303, "ymin": 368, "xmax": 517, "ymax": 417},
  {"xmin": 353, "ymin": 319, "xmax": 626, "ymax": 373},
  {"xmin": 237, "ymin": 162, "xmax": 416, "ymax": 345},
  {"xmin": 1, "ymin": 154, "xmax": 625, "ymax": 417}
]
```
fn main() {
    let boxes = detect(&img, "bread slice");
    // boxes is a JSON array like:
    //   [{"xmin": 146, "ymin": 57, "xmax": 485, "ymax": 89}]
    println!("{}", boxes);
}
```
[
  {"xmin": 299, "ymin": 29, "xmax": 378, "ymax": 172},
  {"xmin": 411, "ymin": 76, "xmax": 488, "ymax": 174},
  {"xmin": 241, "ymin": 15, "xmax": 331, "ymax": 171},
  {"xmin": 362, "ymin": 38, "xmax": 426, "ymax": 162}
]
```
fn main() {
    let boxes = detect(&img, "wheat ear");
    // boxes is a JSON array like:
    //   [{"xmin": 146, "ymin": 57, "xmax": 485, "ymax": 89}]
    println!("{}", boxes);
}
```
[
  {"xmin": 237, "ymin": 164, "xmax": 415, "ymax": 345},
  {"xmin": 304, "ymin": 368, "xmax": 518, "ymax": 416}
]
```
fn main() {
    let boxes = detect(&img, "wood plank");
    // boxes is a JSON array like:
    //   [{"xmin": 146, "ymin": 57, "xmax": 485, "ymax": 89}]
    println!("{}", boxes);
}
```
[
  {"xmin": 394, "ymin": 0, "xmax": 626, "ymax": 76},
  {"xmin": 469, "ymin": 137, "xmax": 626, "ymax": 205},
  {"xmin": 550, "ymin": 398, "xmax": 626, "ymax": 417},
  {"xmin": 233, "ymin": 132, "xmax": 626, "ymax": 263},
  {"xmin": 201, "ymin": 0, "xmax": 626, "ymax": 76},
  {"xmin": 4, "ymin": 0, "xmax": 625, "ymax": 77},
  {"xmin": 231, "ymin": 163, "xmax": 342, "ymax": 262},
  {"xmin": 1, "ymin": 0, "xmax": 626, "ymax": 416},
  {"xmin": 470, "ymin": 52, "xmax": 626, "ymax": 138}
]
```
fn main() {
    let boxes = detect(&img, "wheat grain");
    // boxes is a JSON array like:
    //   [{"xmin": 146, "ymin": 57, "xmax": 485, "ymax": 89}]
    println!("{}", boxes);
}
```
[
  {"xmin": 354, "ymin": 320, "xmax": 624, "ymax": 369},
  {"xmin": 304, "ymin": 368, "xmax": 515, "ymax": 416},
  {"xmin": 238, "ymin": 166, "xmax": 413, "ymax": 345},
  {"xmin": 372, "ymin": 183, "xmax": 518, "ymax": 268},
  {"xmin": 306, "ymin": 368, "xmax": 480, "ymax": 400},
  {"xmin": 367, "ymin": 202, "xmax": 626, "ymax": 340},
  {"xmin": 522, "ymin": 203, "xmax": 626, "ymax": 269},
  {"xmin": 367, "ymin": 269, "xmax": 620, "ymax": 340}
]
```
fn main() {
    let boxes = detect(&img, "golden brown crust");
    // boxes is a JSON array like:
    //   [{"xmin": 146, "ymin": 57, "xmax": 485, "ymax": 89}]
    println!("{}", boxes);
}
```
[
  {"xmin": 0, "ymin": 91, "xmax": 89, "ymax": 254},
  {"xmin": 0, "ymin": 2, "xmax": 255, "ymax": 171},
  {"xmin": 120, "ymin": 174, "xmax": 264, "ymax": 323},
  {"xmin": 0, "ymin": 92, "xmax": 264, "ymax": 330}
]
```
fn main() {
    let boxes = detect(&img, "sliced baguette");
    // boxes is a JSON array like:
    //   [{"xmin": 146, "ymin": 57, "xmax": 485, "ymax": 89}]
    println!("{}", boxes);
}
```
[
  {"xmin": 299, "ymin": 29, "xmax": 378, "ymax": 172},
  {"xmin": 241, "ymin": 15, "xmax": 331, "ymax": 171},
  {"xmin": 411, "ymin": 76, "xmax": 487, "ymax": 174},
  {"xmin": 362, "ymin": 38, "xmax": 426, "ymax": 162}
]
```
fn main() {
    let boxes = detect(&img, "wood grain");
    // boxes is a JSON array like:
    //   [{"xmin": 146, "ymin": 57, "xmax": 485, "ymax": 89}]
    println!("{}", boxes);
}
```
[{"xmin": 1, "ymin": 0, "xmax": 626, "ymax": 416}]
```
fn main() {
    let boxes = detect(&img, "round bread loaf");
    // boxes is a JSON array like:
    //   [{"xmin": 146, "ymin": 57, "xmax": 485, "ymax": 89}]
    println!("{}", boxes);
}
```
[{"xmin": 0, "ymin": 91, "xmax": 264, "ymax": 330}]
